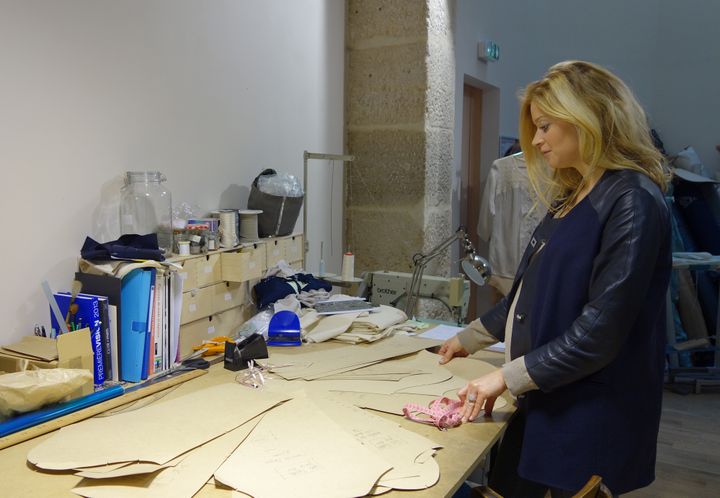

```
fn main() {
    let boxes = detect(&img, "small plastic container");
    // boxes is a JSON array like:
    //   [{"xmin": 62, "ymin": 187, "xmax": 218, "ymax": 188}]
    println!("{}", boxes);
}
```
[{"xmin": 206, "ymin": 231, "xmax": 218, "ymax": 251}]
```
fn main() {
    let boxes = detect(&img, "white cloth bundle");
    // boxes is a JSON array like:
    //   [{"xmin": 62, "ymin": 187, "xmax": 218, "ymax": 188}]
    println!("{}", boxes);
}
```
[
  {"xmin": 304, "ymin": 305, "xmax": 408, "ymax": 344},
  {"xmin": 334, "ymin": 306, "xmax": 408, "ymax": 344}
]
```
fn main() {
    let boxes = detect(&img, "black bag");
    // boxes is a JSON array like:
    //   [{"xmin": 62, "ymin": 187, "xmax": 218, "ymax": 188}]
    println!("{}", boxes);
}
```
[{"xmin": 247, "ymin": 169, "xmax": 304, "ymax": 237}]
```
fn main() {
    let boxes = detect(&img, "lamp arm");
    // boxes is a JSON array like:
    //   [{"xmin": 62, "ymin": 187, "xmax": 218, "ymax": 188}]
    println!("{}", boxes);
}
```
[
  {"xmin": 404, "ymin": 228, "xmax": 468, "ymax": 317},
  {"xmin": 412, "ymin": 228, "xmax": 467, "ymax": 267}
]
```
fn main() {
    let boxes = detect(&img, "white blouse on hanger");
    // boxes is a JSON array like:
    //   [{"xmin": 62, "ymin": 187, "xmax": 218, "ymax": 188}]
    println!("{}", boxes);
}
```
[{"xmin": 478, "ymin": 153, "xmax": 545, "ymax": 283}]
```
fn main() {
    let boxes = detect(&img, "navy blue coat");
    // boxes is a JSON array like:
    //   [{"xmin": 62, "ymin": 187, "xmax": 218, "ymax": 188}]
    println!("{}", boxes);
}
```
[{"xmin": 481, "ymin": 169, "xmax": 671, "ymax": 493}]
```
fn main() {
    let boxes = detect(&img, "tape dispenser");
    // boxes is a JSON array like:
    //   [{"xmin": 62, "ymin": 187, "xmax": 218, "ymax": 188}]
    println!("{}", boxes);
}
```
[{"xmin": 223, "ymin": 333, "xmax": 269, "ymax": 371}]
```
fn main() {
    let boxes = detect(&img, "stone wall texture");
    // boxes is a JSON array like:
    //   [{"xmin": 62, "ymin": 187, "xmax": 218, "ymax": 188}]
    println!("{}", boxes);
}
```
[{"xmin": 346, "ymin": 0, "xmax": 455, "ymax": 318}]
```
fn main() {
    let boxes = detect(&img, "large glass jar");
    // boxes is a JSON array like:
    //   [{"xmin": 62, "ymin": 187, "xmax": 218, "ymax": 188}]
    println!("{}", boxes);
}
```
[{"xmin": 120, "ymin": 171, "xmax": 173, "ymax": 254}]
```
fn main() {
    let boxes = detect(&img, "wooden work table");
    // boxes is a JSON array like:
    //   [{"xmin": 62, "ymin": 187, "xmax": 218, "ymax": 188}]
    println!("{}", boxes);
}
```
[{"xmin": 0, "ymin": 345, "xmax": 513, "ymax": 498}]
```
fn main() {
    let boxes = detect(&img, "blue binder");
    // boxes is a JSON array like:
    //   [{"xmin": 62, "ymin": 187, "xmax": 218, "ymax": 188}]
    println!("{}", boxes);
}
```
[
  {"xmin": 120, "ymin": 269, "xmax": 153, "ymax": 382},
  {"xmin": 141, "ymin": 268, "xmax": 156, "ymax": 380}
]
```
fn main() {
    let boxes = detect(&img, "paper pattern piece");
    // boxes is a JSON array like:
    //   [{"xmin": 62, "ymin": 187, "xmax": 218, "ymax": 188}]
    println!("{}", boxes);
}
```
[
  {"xmin": 312, "ymin": 395, "xmax": 441, "ymax": 489},
  {"xmin": 321, "ymin": 360, "xmax": 424, "ymax": 381},
  {"xmin": 268, "ymin": 335, "xmax": 438, "ymax": 380},
  {"xmin": 322, "ymin": 351, "xmax": 509, "ymax": 412},
  {"xmin": 74, "ymin": 462, "xmax": 130, "ymax": 474},
  {"xmin": 327, "ymin": 391, "xmax": 442, "ymax": 415},
  {"xmin": 71, "ymin": 416, "xmax": 261, "ymax": 498},
  {"xmin": 312, "ymin": 370, "xmax": 452, "ymax": 395},
  {"xmin": 215, "ymin": 397, "xmax": 392, "ymax": 498},
  {"xmin": 74, "ymin": 455, "xmax": 184, "ymax": 479},
  {"xmin": 267, "ymin": 349, "xmax": 456, "ymax": 396},
  {"xmin": 28, "ymin": 383, "xmax": 288, "ymax": 469}
]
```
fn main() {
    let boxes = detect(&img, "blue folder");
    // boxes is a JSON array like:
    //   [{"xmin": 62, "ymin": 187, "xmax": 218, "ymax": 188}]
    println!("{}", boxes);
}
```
[
  {"xmin": 120, "ymin": 269, "xmax": 153, "ymax": 382},
  {"xmin": 141, "ymin": 268, "xmax": 156, "ymax": 380}
]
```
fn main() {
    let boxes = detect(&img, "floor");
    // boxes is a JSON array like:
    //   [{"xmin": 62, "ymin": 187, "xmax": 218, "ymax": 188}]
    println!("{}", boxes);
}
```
[
  {"xmin": 460, "ymin": 387, "xmax": 720, "ymax": 498},
  {"xmin": 625, "ymin": 387, "xmax": 720, "ymax": 498}
]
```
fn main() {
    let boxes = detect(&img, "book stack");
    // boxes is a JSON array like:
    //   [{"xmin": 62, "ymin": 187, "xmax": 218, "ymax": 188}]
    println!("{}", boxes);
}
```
[{"xmin": 54, "ymin": 267, "xmax": 182, "ymax": 384}]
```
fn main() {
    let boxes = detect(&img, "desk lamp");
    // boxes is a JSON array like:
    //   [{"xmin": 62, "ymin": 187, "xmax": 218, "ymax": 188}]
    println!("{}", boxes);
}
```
[{"xmin": 404, "ymin": 227, "xmax": 491, "ymax": 318}]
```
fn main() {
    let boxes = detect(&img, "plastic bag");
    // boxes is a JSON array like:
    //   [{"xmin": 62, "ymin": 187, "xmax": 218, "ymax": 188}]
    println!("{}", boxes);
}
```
[
  {"xmin": 235, "ymin": 309, "xmax": 274, "ymax": 340},
  {"xmin": 0, "ymin": 369, "xmax": 93, "ymax": 420},
  {"xmin": 257, "ymin": 172, "xmax": 304, "ymax": 197},
  {"xmin": 172, "ymin": 201, "xmax": 202, "ymax": 229}
]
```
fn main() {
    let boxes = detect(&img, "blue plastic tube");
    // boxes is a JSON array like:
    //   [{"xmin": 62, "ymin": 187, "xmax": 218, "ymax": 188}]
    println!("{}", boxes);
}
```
[{"xmin": 0, "ymin": 385, "xmax": 124, "ymax": 438}]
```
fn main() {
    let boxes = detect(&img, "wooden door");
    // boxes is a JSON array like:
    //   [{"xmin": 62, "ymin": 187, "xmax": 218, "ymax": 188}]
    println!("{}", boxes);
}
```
[{"xmin": 460, "ymin": 84, "xmax": 483, "ymax": 321}]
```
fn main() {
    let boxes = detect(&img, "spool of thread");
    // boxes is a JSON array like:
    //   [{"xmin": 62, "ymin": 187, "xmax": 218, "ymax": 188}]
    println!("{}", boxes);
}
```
[
  {"xmin": 177, "ymin": 240, "xmax": 190, "ymax": 255},
  {"xmin": 239, "ymin": 209, "xmax": 262, "ymax": 240},
  {"xmin": 341, "ymin": 252, "xmax": 355, "ymax": 281},
  {"xmin": 218, "ymin": 210, "xmax": 238, "ymax": 248}
]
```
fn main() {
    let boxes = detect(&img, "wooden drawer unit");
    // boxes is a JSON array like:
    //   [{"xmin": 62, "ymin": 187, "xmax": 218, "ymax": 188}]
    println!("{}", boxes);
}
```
[
  {"xmin": 180, "ymin": 286, "xmax": 213, "ymax": 325},
  {"xmin": 175, "ymin": 257, "xmax": 198, "ymax": 290},
  {"xmin": 284, "ymin": 235, "xmax": 304, "ymax": 264},
  {"xmin": 178, "ymin": 306, "xmax": 250, "ymax": 358},
  {"xmin": 212, "ymin": 305, "xmax": 253, "ymax": 337},
  {"xmin": 196, "ymin": 253, "xmax": 223, "ymax": 287},
  {"xmin": 221, "ymin": 244, "xmax": 267, "ymax": 282},
  {"xmin": 266, "ymin": 239, "xmax": 285, "ymax": 268},
  {"xmin": 210, "ymin": 281, "xmax": 248, "ymax": 315}
]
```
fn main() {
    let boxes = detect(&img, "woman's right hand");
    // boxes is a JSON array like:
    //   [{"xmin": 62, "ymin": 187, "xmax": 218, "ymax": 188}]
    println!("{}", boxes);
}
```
[{"xmin": 437, "ymin": 335, "xmax": 469, "ymax": 364}]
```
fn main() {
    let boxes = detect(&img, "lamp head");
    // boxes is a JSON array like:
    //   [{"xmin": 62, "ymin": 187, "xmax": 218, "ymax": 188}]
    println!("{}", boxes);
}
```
[
  {"xmin": 461, "ymin": 252, "xmax": 491, "ymax": 286},
  {"xmin": 459, "ymin": 232, "xmax": 491, "ymax": 286}
]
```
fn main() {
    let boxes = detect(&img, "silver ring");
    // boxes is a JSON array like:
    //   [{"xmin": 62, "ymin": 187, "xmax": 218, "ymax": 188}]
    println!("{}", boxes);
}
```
[{"xmin": 467, "ymin": 396, "xmax": 477, "ymax": 403}]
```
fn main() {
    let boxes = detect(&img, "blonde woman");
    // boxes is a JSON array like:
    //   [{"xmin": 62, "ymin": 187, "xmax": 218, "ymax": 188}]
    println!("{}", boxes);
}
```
[{"xmin": 439, "ymin": 61, "xmax": 671, "ymax": 497}]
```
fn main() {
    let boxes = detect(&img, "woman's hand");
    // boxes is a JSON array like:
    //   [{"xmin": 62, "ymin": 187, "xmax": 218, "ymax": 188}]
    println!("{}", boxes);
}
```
[
  {"xmin": 458, "ymin": 369, "xmax": 507, "ymax": 422},
  {"xmin": 437, "ymin": 336, "xmax": 469, "ymax": 364}
]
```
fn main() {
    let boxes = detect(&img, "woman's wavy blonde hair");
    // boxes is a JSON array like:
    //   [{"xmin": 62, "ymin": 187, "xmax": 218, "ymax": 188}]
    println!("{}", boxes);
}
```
[{"xmin": 518, "ymin": 60, "xmax": 670, "ymax": 212}]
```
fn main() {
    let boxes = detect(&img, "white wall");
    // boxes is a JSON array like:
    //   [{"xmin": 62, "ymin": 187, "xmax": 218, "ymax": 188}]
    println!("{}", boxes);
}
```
[
  {"xmin": 0, "ymin": 0, "xmax": 345, "ymax": 344},
  {"xmin": 454, "ymin": 0, "xmax": 720, "ymax": 191},
  {"xmin": 653, "ymin": 0, "xmax": 720, "ymax": 172}
]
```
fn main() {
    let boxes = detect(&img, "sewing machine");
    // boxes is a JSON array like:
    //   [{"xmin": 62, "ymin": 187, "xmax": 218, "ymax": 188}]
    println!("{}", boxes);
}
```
[{"xmin": 362, "ymin": 270, "xmax": 470, "ymax": 324}]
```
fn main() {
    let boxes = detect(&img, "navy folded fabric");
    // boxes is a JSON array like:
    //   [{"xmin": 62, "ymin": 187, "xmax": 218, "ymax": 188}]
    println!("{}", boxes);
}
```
[
  {"xmin": 81, "ymin": 234, "xmax": 165, "ymax": 261},
  {"xmin": 253, "ymin": 274, "xmax": 331, "ymax": 309}
]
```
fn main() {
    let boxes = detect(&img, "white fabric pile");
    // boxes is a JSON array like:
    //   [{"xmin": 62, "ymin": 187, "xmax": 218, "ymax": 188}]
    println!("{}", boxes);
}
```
[{"xmin": 303, "ymin": 305, "xmax": 408, "ymax": 344}]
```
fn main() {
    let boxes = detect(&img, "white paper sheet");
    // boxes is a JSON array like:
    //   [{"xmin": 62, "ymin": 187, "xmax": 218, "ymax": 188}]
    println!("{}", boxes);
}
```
[
  {"xmin": 417, "ymin": 324, "xmax": 464, "ymax": 341},
  {"xmin": 485, "ymin": 342, "xmax": 506, "ymax": 353}
]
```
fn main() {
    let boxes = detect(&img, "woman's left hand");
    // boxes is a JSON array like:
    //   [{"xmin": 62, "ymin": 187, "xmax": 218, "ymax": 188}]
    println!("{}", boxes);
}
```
[{"xmin": 458, "ymin": 369, "xmax": 508, "ymax": 423}]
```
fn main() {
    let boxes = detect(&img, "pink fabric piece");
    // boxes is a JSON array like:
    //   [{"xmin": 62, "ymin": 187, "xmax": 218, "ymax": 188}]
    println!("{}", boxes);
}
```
[{"xmin": 403, "ymin": 397, "xmax": 464, "ymax": 430}]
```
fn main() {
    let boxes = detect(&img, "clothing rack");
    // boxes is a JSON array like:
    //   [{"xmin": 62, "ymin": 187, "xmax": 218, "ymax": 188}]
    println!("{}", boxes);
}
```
[{"xmin": 666, "ymin": 253, "xmax": 720, "ymax": 393}]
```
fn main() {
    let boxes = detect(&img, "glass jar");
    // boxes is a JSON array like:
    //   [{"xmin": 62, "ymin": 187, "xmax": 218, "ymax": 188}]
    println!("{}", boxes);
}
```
[
  {"xmin": 189, "ymin": 234, "xmax": 202, "ymax": 255},
  {"xmin": 120, "ymin": 171, "xmax": 173, "ymax": 254}
]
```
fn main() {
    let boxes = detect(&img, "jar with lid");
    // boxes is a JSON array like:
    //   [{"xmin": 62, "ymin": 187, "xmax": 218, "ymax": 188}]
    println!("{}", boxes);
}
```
[
  {"xmin": 189, "ymin": 234, "xmax": 202, "ymax": 255},
  {"xmin": 120, "ymin": 171, "xmax": 173, "ymax": 254}
]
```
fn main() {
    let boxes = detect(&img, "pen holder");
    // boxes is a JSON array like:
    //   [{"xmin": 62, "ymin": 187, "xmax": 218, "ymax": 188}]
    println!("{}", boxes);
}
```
[{"xmin": 223, "ymin": 333, "xmax": 269, "ymax": 371}]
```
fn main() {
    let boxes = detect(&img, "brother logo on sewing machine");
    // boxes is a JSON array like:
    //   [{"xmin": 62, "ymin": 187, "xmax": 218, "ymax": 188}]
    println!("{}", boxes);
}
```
[{"xmin": 223, "ymin": 333, "xmax": 269, "ymax": 371}]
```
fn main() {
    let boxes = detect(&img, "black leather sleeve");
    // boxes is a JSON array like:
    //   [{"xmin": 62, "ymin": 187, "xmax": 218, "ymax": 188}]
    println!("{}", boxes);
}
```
[{"xmin": 524, "ymin": 187, "xmax": 669, "ymax": 392}]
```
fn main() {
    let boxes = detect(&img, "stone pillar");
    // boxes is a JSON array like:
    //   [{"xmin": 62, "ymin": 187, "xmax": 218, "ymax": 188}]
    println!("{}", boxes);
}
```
[{"xmin": 346, "ymin": 0, "xmax": 455, "ymax": 316}]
